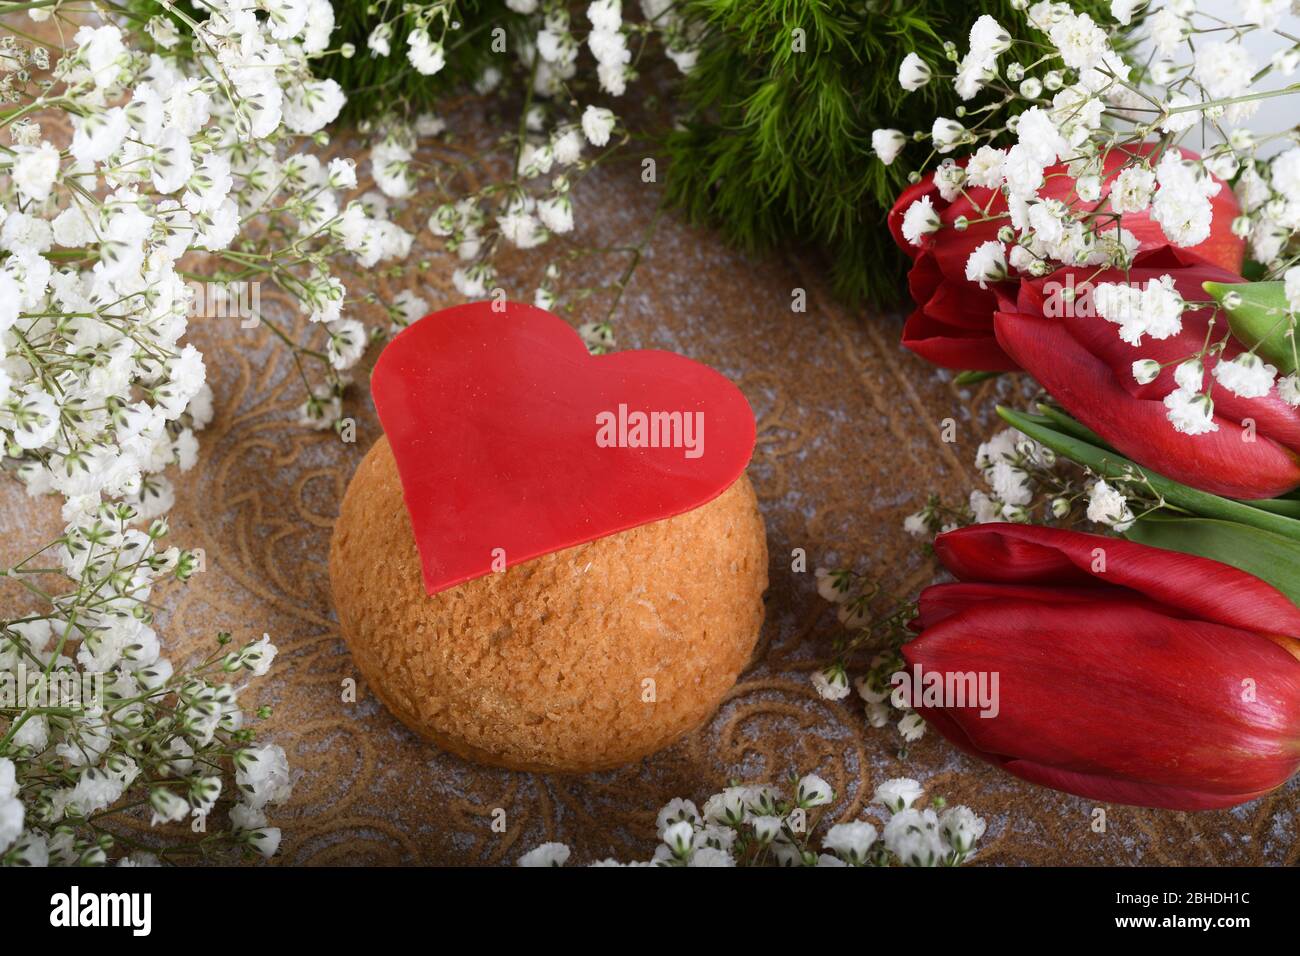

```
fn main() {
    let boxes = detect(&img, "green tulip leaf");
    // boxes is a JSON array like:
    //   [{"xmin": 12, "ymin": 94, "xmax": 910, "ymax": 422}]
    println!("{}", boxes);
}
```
[
  {"xmin": 1126, "ymin": 515, "xmax": 1300, "ymax": 606},
  {"xmin": 953, "ymin": 370, "xmax": 1003, "ymax": 387},
  {"xmin": 1031, "ymin": 404, "xmax": 1300, "ymax": 520},
  {"xmin": 1242, "ymin": 497, "xmax": 1300, "ymax": 519},
  {"xmin": 1034, "ymin": 403, "xmax": 1112, "ymax": 449},
  {"xmin": 996, "ymin": 406, "xmax": 1300, "ymax": 542},
  {"xmin": 1203, "ymin": 280, "xmax": 1298, "ymax": 374}
]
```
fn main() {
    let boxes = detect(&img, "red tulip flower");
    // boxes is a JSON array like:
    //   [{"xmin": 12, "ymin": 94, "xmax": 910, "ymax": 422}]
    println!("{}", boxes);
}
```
[
  {"xmin": 994, "ymin": 245, "xmax": 1300, "ymax": 499},
  {"xmin": 904, "ymin": 523, "xmax": 1300, "ymax": 811},
  {"xmin": 887, "ymin": 146, "xmax": 1245, "ymax": 372}
]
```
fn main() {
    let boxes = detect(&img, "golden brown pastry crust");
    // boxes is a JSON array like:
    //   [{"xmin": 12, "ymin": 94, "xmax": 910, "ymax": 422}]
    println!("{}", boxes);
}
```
[{"xmin": 329, "ymin": 436, "xmax": 768, "ymax": 773}]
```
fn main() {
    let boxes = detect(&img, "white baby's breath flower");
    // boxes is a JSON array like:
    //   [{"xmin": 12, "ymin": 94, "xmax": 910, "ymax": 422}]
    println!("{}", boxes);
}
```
[
  {"xmin": 1153, "ymin": 153, "xmax": 1217, "ymax": 249},
  {"xmin": 1273, "ymin": 47, "xmax": 1300, "ymax": 77},
  {"xmin": 872, "ymin": 128, "xmax": 907, "ymax": 166},
  {"xmin": 966, "ymin": 145, "xmax": 1006, "ymax": 188},
  {"xmin": 934, "ymin": 161, "xmax": 966, "ymax": 202},
  {"xmin": 1150, "ymin": 6, "xmax": 1186, "ymax": 54},
  {"xmin": 1002, "ymin": 143, "xmax": 1045, "ymax": 199},
  {"xmin": 1278, "ymin": 374, "xmax": 1300, "ymax": 406},
  {"xmin": 814, "ymin": 567, "xmax": 849, "ymax": 603},
  {"xmin": 752, "ymin": 815, "xmax": 783, "ymax": 844},
  {"xmin": 1164, "ymin": 388, "xmax": 1219, "ymax": 435},
  {"xmin": 795, "ymin": 774, "xmax": 833, "ymax": 808},
  {"xmin": 970, "ymin": 15, "xmax": 1011, "ymax": 57},
  {"xmin": 518, "ymin": 842, "xmax": 570, "ymax": 866},
  {"xmin": 969, "ymin": 489, "xmax": 1003, "ymax": 524},
  {"xmin": 811, "ymin": 665, "xmax": 851, "ymax": 701},
  {"xmin": 901, "ymin": 195, "xmax": 940, "ymax": 246},
  {"xmin": 823, "ymin": 821, "xmax": 878, "ymax": 865},
  {"xmin": 688, "ymin": 846, "xmax": 735, "ymax": 867},
  {"xmin": 703, "ymin": 787, "xmax": 750, "ymax": 825},
  {"xmin": 656, "ymin": 797, "xmax": 700, "ymax": 837},
  {"xmin": 1283, "ymin": 266, "xmax": 1300, "ymax": 313},
  {"xmin": 12, "ymin": 142, "xmax": 60, "ymax": 204},
  {"xmin": 1180, "ymin": 358, "xmax": 1206, "ymax": 392},
  {"xmin": 368, "ymin": 23, "xmax": 393, "ymax": 56},
  {"xmin": 1159, "ymin": 93, "xmax": 1202, "ymax": 134},
  {"xmin": 537, "ymin": 195, "xmax": 574, "ymax": 234},
  {"xmin": 883, "ymin": 808, "xmax": 945, "ymax": 867},
  {"xmin": 1213, "ymin": 352, "xmax": 1277, "ymax": 399},
  {"xmin": 1086, "ymin": 479, "xmax": 1135, "ymax": 531},
  {"xmin": 898, "ymin": 52, "xmax": 931, "ymax": 91},
  {"xmin": 898, "ymin": 711, "xmax": 926, "ymax": 741},
  {"xmin": 1015, "ymin": 107, "xmax": 1068, "ymax": 167},
  {"xmin": 149, "ymin": 787, "xmax": 189, "ymax": 826},
  {"xmin": 874, "ymin": 777, "xmax": 924, "ymax": 813},
  {"xmin": 581, "ymin": 105, "xmax": 616, "ymax": 147},
  {"xmin": 1048, "ymin": 12, "xmax": 1110, "ymax": 71},
  {"xmin": 1132, "ymin": 359, "xmax": 1161, "ymax": 385},
  {"xmin": 0, "ymin": 796, "xmax": 25, "ymax": 854},
  {"xmin": 955, "ymin": 51, "xmax": 996, "ymax": 100},
  {"xmin": 1110, "ymin": 165, "xmax": 1155, "ymax": 214},
  {"xmin": 964, "ymin": 241, "xmax": 1007, "ymax": 288},
  {"xmin": 284, "ymin": 80, "xmax": 345, "ymax": 136},
  {"xmin": 552, "ymin": 127, "xmax": 584, "ymax": 165},
  {"xmin": 662, "ymin": 819, "xmax": 694, "ymax": 856},
  {"xmin": 930, "ymin": 117, "xmax": 965, "ymax": 154},
  {"xmin": 939, "ymin": 805, "xmax": 986, "ymax": 856},
  {"xmin": 1194, "ymin": 41, "xmax": 1255, "ymax": 100},
  {"xmin": 1110, "ymin": 0, "xmax": 1140, "ymax": 26},
  {"xmin": 234, "ymin": 745, "xmax": 294, "ymax": 810},
  {"xmin": 1140, "ymin": 274, "xmax": 1185, "ymax": 341},
  {"xmin": 406, "ymin": 30, "xmax": 446, "ymax": 76}
]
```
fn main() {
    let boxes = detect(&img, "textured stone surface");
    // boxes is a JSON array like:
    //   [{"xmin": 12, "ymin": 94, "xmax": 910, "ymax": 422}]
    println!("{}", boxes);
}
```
[{"xmin": 2, "ymin": 113, "xmax": 1295, "ymax": 865}]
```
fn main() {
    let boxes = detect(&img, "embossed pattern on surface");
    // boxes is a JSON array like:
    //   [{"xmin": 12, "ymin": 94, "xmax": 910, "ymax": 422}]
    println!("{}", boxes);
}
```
[{"xmin": 2, "ymin": 126, "xmax": 1296, "ymax": 867}]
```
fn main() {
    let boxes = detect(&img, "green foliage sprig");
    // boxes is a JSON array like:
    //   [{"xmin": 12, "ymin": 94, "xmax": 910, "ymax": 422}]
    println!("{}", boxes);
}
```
[{"xmin": 660, "ymin": 0, "xmax": 1118, "ymax": 305}]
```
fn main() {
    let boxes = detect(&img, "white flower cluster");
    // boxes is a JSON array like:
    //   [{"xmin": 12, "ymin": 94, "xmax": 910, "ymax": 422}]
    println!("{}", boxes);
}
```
[
  {"xmin": 811, "ymin": 568, "xmax": 925, "ymax": 744},
  {"xmin": 1, "ymin": 509, "xmax": 289, "ymax": 866},
  {"xmin": 518, "ymin": 775, "xmax": 986, "ymax": 867},
  {"xmin": 911, "ymin": 423, "xmax": 1148, "ymax": 534},
  {"xmin": 1101, "ymin": 268, "xmax": 1300, "ymax": 435},
  {"xmin": 965, "ymin": 428, "xmax": 1052, "ymax": 525},
  {"xmin": 884, "ymin": 1, "xmax": 1300, "ymax": 439},
  {"xmin": 0, "ymin": 1, "xmax": 387, "ymax": 865},
  {"xmin": 1085, "ymin": 477, "xmax": 1135, "ymax": 531},
  {"xmin": 364, "ymin": 1, "xmax": 694, "ymax": 329}
]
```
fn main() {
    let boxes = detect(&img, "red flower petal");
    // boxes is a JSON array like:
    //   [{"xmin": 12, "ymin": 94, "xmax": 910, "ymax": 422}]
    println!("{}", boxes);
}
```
[
  {"xmin": 1022, "ymin": 248, "xmax": 1300, "ymax": 454},
  {"xmin": 904, "ymin": 598, "xmax": 1300, "ymax": 809},
  {"xmin": 933, "ymin": 524, "xmax": 1300, "ymax": 637},
  {"xmin": 890, "ymin": 146, "xmax": 1244, "ymax": 374},
  {"xmin": 994, "ymin": 301, "xmax": 1300, "ymax": 498},
  {"xmin": 915, "ymin": 580, "xmax": 1147, "ymax": 630}
]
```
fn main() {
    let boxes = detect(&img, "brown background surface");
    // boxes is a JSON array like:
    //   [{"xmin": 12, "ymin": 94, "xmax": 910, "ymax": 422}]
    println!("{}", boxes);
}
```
[{"xmin": 2, "ymin": 127, "xmax": 1296, "ymax": 866}]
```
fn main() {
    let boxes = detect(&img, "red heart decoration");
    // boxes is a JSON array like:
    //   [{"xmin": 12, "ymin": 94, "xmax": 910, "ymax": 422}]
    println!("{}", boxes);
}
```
[{"xmin": 370, "ymin": 301, "xmax": 757, "ymax": 595}]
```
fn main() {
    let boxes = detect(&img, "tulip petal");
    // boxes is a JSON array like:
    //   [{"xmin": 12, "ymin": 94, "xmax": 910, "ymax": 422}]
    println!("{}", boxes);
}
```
[
  {"xmin": 890, "ymin": 146, "xmax": 1243, "ymax": 375},
  {"xmin": 1000, "ymin": 760, "xmax": 1277, "ymax": 811},
  {"xmin": 902, "ymin": 310, "xmax": 1020, "ymax": 372},
  {"xmin": 1028, "ymin": 250, "xmax": 1300, "ymax": 453},
  {"xmin": 915, "ymin": 581, "xmax": 1135, "ymax": 630},
  {"xmin": 994, "ymin": 302, "xmax": 1300, "ymax": 499},
  {"xmin": 933, "ymin": 523, "xmax": 1300, "ymax": 637},
  {"xmin": 889, "ymin": 145, "xmax": 1244, "ymax": 273},
  {"xmin": 904, "ymin": 599, "xmax": 1300, "ymax": 809},
  {"xmin": 917, "ymin": 707, "xmax": 1276, "ymax": 810}
]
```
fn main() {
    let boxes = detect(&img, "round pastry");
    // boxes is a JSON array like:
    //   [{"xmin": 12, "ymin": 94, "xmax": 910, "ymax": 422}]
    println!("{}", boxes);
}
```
[{"xmin": 329, "ymin": 435, "xmax": 768, "ymax": 773}]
